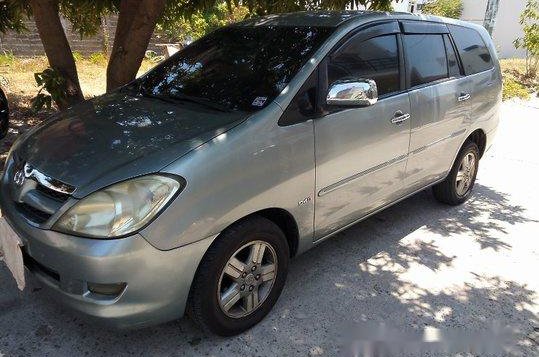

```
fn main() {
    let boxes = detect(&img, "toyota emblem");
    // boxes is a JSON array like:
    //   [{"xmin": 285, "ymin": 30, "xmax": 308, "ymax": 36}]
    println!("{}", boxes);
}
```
[{"xmin": 13, "ymin": 169, "xmax": 26, "ymax": 186}]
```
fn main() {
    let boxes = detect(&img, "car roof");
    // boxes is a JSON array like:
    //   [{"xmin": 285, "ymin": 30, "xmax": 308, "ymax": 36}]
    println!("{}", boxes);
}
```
[{"xmin": 234, "ymin": 10, "xmax": 474, "ymax": 29}]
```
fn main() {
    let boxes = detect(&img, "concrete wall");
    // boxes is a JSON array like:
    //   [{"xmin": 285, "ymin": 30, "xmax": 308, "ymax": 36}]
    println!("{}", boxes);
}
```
[
  {"xmin": 490, "ymin": 0, "xmax": 526, "ymax": 58},
  {"xmin": 0, "ymin": 16, "xmax": 166, "ymax": 57},
  {"xmin": 393, "ymin": 0, "xmax": 411, "ymax": 12},
  {"xmin": 461, "ymin": 0, "xmax": 488, "ymax": 25}
]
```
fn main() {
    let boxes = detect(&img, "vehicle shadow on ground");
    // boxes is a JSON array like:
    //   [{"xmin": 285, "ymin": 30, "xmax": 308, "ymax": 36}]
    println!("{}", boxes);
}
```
[{"xmin": 1, "ymin": 183, "xmax": 537, "ymax": 356}]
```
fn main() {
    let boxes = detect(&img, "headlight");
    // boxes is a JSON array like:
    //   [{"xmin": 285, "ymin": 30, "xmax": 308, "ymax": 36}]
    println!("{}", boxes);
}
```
[{"xmin": 54, "ymin": 175, "xmax": 181, "ymax": 238}]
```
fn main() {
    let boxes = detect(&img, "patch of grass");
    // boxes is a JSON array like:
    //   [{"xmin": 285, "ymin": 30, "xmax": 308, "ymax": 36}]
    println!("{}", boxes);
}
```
[
  {"xmin": 500, "ymin": 58, "xmax": 538, "ymax": 100},
  {"xmin": 88, "ymin": 52, "xmax": 107, "ymax": 65},
  {"xmin": 503, "ymin": 77, "xmax": 530, "ymax": 100},
  {"xmin": 0, "ymin": 51, "xmax": 16, "ymax": 66},
  {"xmin": 0, "ymin": 55, "xmax": 156, "ymax": 103},
  {"xmin": 72, "ymin": 51, "xmax": 84, "ymax": 62}
]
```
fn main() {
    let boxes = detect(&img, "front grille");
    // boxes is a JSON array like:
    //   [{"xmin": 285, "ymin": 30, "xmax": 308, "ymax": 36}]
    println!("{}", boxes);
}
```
[
  {"xmin": 7, "ymin": 158, "xmax": 73, "ymax": 224},
  {"xmin": 35, "ymin": 184, "xmax": 70, "ymax": 203},
  {"xmin": 15, "ymin": 202, "xmax": 53, "ymax": 224}
]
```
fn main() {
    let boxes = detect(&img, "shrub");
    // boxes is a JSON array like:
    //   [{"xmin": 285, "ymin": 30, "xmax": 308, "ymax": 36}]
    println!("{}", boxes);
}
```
[
  {"xmin": 514, "ymin": 0, "xmax": 539, "ymax": 77},
  {"xmin": 88, "ymin": 52, "xmax": 107, "ymax": 65},
  {"xmin": 503, "ymin": 77, "xmax": 530, "ymax": 100},
  {"xmin": 422, "ymin": 0, "xmax": 463, "ymax": 19},
  {"xmin": 72, "ymin": 51, "xmax": 84, "ymax": 62},
  {"xmin": 31, "ymin": 68, "xmax": 68, "ymax": 112},
  {"xmin": 144, "ymin": 50, "xmax": 164, "ymax": 63}
]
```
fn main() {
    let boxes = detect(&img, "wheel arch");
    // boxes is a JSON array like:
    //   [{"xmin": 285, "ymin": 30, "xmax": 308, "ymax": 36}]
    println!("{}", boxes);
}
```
[
  {"xmin": 253, "ymin": 208, "xmax": 299, "ymax": 258},
  {"xmin": 210, "ymin": 207, "xmax": 300, "ymax": 258},
  {"xmin": 466, "ymin": 128, "xmax": 487, "ymax": 158}
]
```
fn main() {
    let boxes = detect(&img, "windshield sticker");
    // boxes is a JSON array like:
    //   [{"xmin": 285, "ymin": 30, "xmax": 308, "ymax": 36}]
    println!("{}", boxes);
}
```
[{"xmin": 252, "ymin": 97, "xmax": 268, "ymax": 107}]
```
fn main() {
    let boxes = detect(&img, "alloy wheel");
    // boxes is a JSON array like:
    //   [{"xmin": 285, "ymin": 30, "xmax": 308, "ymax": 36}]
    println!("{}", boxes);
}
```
[
  {"xmin": 455, "ymin": 152, "xmax": 476, "ymax": 196},
  {"xmin": 217, "ymin": 240, "xmax": 277, "ymax": 318}
]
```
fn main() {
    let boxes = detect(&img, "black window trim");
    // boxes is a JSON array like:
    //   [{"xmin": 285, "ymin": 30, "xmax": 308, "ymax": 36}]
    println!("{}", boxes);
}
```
[
  {"xmin": 278, "ymin": 66, "xmax": 321, "ymax": 126},
  {"xmin": 400, "ymin": 20, "xmax": 449, "ymax": 35},
  {"xmin": 443, "ymin": 33, "xmax": 465, "ymax": 78}
]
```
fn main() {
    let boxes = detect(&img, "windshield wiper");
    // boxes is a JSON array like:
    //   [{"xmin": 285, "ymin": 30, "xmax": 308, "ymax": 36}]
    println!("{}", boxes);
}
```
[
  {"xmin": 137, "ymin": 91, "xmax": 178, "ymax": 104},
  {"xmin": 131, "ymin": 86, "xmax": 232, "ymax": 112},
  {"xmin": 168, "ymin": 92, "xmax": 231, "ymax": 113}
]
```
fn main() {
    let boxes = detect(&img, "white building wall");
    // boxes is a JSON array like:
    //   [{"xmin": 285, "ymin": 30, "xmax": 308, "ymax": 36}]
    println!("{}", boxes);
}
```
[
  {"xmin": 461, "ymin": 0, "xmax": 488, "ymax": 25},
  {"xmin": 490, "ymin": 0, "xmax": 526, "ymax": 58},
  {"xmin": 392, "ymin": 0, "xmax": 410, "ymax": 12}
]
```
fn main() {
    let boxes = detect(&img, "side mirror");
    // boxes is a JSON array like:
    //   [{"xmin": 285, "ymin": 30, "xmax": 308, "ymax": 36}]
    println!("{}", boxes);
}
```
[{"xmin": 326, "ymin": 79, "xmax": 378, "ymax": 107}]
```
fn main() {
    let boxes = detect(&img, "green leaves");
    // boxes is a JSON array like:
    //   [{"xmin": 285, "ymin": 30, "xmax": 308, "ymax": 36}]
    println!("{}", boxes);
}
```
[
  {"xmin": 31, "ymin": 68, "xmax": 68, "ymax": 112},
  {"xmin": 1, "ymin": 0, "xmax": 399, "ymax": 37},
  {"xmin": 513, "ymin": 0, "xmax": 539, "ymax": 77},
  {"xmin": 0, "ymin": 0, "xmax": 30, "ymax": 33},
  {"xmin": 422, "ymin": 0, "xmax": 463, "ymax": 19}
]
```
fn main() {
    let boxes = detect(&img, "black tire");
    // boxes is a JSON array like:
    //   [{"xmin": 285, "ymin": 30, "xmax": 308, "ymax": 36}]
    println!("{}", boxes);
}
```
[
  {"xmin": 187, "ymin": 216, "xmax": 289, "ymax": 336},
  {"xmin": 433, "ymin": 141, "xmax": 480, "ymax": 205}
]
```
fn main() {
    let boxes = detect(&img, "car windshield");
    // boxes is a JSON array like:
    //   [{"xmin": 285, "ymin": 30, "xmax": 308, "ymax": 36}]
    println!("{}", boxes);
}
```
[{"xmin": 133, "ymin": 25, "xmax": 333, "ymax": 112}]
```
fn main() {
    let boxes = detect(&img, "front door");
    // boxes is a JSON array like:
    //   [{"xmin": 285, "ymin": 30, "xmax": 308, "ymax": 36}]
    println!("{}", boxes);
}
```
[{"xmin": 314, "ymin": 24, "xmax": 411, "ymax": 240}]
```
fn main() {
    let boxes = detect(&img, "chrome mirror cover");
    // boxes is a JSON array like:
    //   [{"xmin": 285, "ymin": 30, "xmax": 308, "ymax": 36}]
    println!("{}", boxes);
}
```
[{"xmin": 326, "ymin": 79, "xmax": 378, "ymax": 107}]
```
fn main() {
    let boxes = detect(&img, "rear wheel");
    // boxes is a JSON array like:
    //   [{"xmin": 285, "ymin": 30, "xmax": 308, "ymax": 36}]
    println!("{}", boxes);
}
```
[
  {"xmin": 187, "ymin": 216, "xmax": 289, "ymax": 336},
  {"xmin": 433, "ymin": 141, "xmax": 479, "ymax": 205}
]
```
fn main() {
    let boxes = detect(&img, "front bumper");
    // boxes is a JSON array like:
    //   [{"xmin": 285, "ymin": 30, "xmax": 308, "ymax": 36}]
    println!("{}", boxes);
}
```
[{"xmin": 1, "ymin": 174, "xmax": 215, "ymax": 328}]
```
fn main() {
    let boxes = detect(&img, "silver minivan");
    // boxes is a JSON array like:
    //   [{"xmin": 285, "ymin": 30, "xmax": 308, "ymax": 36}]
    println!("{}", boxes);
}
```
[{"xmin": 0, "ymin": 11, "xmax": 501, "ymax": 335}]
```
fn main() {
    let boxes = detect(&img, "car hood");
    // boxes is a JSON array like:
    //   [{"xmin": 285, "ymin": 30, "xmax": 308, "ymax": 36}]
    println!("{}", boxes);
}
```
[{"xmin": 15, "ymin": 92, "xmax": 248, "ymax": 197}]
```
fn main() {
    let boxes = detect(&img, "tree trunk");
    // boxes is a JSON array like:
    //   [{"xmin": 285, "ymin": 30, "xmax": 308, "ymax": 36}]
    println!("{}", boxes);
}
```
[
  {"xmin": 29, "ymin": 0, "xmax": 84, "ymax": 109},
  {"xmin": 106, "ymin": 0, "xmax": 166, "ymax": 91},
  {"xmin": 100, "ymin": 16, "xmax": 111, "ymax": 56}
]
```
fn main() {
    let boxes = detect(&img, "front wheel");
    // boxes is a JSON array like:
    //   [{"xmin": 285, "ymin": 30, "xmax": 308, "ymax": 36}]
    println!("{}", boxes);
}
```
[
  {"xmin": 432, "ymin": 141, "xmax": 480, "ymax": 205},
  {"xmin": 187, "ymin": 216, "xmax": 289, "ymax": 336}
]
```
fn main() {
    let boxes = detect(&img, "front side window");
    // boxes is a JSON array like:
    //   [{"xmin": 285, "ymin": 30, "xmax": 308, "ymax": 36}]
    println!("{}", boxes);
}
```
[
  {"xmin": 448, "ymin": 25, "xmax": 493, "ymax": 75},
  {"xmin": 328, "ymin": 35, "xmax": 400, "ymax": 96},
  {"xmin": 403, "ymin": 34, "xmax": 448, "ymax": 87},
  {"xmin": 133, "ymin": 26, "xmax": 333, "ymax": 112}
]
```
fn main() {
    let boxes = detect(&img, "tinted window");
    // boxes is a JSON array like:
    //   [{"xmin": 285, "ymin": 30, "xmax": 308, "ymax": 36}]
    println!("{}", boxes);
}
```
[
  {"xmin": 443, "ymin": 34, "xmax": 461, "ymax": 77},
  {"xmin": 328, "ymin": 35, "xmax": 400, "ymax": 96},
  {"xmin": 133, "ymin": 26, "xmax": 333, "ymax": 112},
  {"xmin": 280, "ymin": 70, "xmax": 318, "ymax": 126},
  {"xmin": 449, "ymin": 25, "xmax": 493, "ymax": 75},
  {"xmin": 404, "ymin": 34, "xmax": 448, "ymax": 87}
]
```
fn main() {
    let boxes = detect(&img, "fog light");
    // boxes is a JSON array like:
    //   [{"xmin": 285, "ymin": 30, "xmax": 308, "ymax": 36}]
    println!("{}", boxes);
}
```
[{"xmin": 87, "ymin": 282, "xmax": 127, "ymax": 296}]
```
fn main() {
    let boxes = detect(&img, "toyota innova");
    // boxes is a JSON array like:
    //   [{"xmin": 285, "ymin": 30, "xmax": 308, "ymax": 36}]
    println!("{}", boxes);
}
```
[{"xmin": 0, "ymin": 11, "xmax": 501, "ymax": 336}]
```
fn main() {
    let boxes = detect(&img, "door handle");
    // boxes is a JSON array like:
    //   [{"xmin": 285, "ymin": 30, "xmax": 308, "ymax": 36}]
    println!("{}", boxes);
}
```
[
  {"xmin": 391, "ymin": 111, "xmax": 410, "ymax": 125},
  {"xmin": 458, "ymin": 93, "xmax": 471, "ymax": 102}
]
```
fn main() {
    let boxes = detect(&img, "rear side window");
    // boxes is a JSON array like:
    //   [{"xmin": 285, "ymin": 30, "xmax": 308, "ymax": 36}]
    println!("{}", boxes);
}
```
[
  {"xmin": 403, "ymin": 34, "xmax": 448, "ymax": 87},
  {"xmin": 448, "ymin": 25, "xmax": 493, "ymax": 75},
  {"xmin": 328, "ymin": 35, "xmax": 400, "ymax": 96}
]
